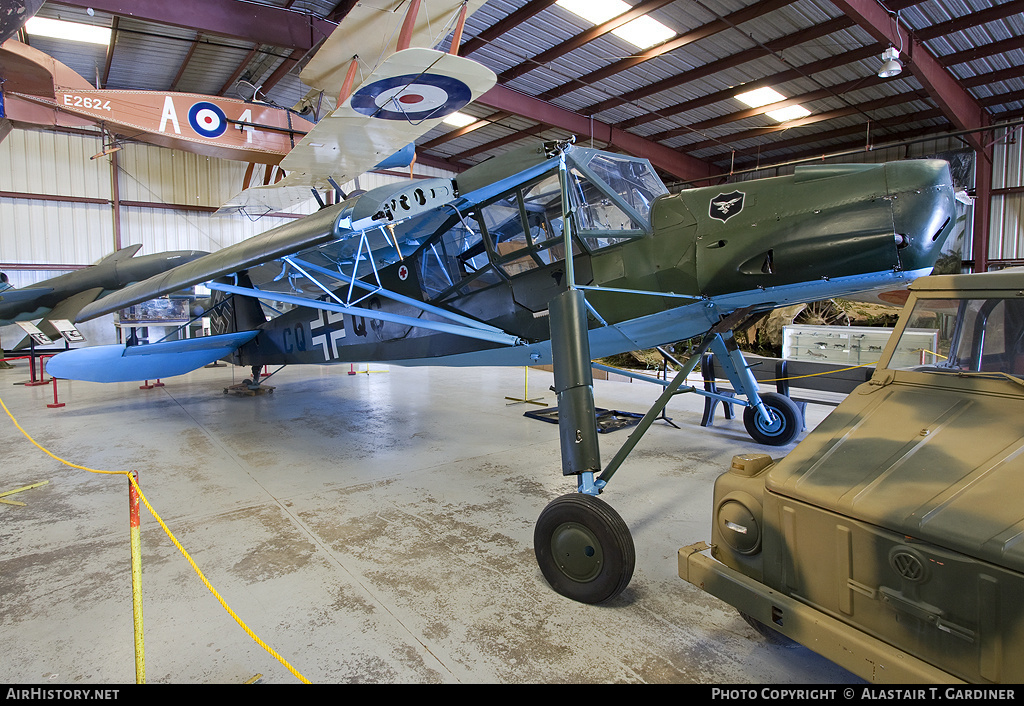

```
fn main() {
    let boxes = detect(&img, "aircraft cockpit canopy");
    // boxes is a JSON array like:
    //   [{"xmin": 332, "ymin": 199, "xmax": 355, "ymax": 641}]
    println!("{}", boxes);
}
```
[{"xmin": 416, "ymin": 146, "xmax": 667, "ymax": 302}]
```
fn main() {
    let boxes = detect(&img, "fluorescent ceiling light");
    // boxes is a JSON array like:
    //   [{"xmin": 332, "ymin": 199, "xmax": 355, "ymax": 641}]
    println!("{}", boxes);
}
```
[
  {"xmin": 612, "ymin": 15, "xmax": 676, "ymax": 49},
  {"xmin": 443, "ymin": 112, "xmax": 477, "ymax": 128},
  {"xmin": 766, "ymin": 104, "xmax": 811, "ymax": 123},
  {"xmin": 25, "ymin": 16, "xmax": 112, "ymax": 45},
  {"xmin": 735, "ymin": 87, "xmax": 786, "ymax": 108},
  {"xmin": 557, "ymin": 0, "xmax": 626, "ymax": 24},
  {"xmin": 556, "ymin": 0, "xmax": 675, "ymax": 49}
]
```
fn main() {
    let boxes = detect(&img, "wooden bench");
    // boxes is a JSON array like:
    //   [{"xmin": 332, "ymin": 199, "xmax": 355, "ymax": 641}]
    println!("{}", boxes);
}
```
[{"xmin": 700, "ymin": 353, "xmax": 875, "ymax": 430}]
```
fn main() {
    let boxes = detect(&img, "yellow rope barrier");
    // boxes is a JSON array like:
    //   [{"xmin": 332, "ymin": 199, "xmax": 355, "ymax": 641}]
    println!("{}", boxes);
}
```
[
  {"xmin": 755, "ymin": 360, "xmax": 879, "ymax": 384},
  {"xmin": 604, "ymin": 359, "xmax": 880, "ymax": 387},
  {"xmin": 0, "ymin": 394, "xmax": 311, "ymax": 685}
]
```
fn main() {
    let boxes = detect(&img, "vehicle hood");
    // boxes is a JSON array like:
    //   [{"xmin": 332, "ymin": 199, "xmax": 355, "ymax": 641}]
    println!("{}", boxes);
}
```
[{"xmin": 767, "ymin": 375, "xmax": 1024, "ymax": 573}]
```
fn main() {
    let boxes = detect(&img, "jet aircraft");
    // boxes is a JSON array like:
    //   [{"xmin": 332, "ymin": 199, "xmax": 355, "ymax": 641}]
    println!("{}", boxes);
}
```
[{"xmin": 0, "ymin": 244, "xmax": 207, "ymax": 349}]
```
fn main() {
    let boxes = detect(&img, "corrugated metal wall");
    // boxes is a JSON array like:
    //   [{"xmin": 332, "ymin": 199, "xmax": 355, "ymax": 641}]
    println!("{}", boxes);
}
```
[
  {"xmin": 0, "ymin": 126, "xmax": 453, "ymax": 289},
  {"xmin": 989, "ymin": 123, "xmax": 1024, "ymax": 264},
  {"xmin": 0, "ymin": 129, "xmax": 113, "ymax": 280}
]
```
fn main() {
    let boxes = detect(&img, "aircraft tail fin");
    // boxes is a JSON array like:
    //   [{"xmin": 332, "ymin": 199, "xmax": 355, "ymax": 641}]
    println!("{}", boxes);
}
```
[
  {"xmin": 95, "ymin": 243, "xmax": 143, "ymax": 265},
  {"xmin": 201, "ymin": 273, "xmax": 267, "ymax": 366},
  {"xmin": 46, "ymin": 331, "xmax": 260, "ymax": 383}
]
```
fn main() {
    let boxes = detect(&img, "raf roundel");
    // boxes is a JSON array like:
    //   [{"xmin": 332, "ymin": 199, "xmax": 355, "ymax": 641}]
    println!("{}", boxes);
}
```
[
  {"xmin": 188, "ymin": 101, "xmax": 228, "ymax": 138},
  {"xmin": 350, "ymin": 73, "xmax": 472, "ymax": 122}
]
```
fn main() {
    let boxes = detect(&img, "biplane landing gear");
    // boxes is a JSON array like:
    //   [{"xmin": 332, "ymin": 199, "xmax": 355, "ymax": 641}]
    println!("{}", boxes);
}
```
[
  {"xmin": 534, "ymin": 493, "xmax": 635, "ymax": 604},
  {"xmin": 742, "ymin": 392, "xmax": 801, "ymax": 446}
]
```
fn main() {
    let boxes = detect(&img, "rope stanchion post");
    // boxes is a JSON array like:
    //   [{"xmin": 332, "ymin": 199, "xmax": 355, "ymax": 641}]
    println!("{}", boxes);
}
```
[
  {"xmin": 504, "ymin": 366, "xmax": 548, "ymax": 407},
  {"xmin": 1, "ymin": 394, "xmax": 311, "ymax": 684},
  {"xmin": 129, "ymin": 470, "xmax": 146, "ymax": 684}
]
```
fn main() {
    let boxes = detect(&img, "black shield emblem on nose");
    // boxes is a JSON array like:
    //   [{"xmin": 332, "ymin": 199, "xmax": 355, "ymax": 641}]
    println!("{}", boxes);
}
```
[{"xmin": 710, "ymin": 191, "xmax": 745, "ymax": 222}]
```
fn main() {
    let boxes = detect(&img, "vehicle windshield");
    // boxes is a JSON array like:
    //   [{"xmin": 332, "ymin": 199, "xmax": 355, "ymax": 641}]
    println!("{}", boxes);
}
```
[{"xmin": 888, "ymin": 296, "xmax": 1024, "ymax": 377}]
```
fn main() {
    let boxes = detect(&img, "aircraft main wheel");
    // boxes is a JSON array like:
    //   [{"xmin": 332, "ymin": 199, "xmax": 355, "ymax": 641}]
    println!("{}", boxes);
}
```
[
  {"xmin": 743, "ymin": 392, "xmax": 802, "ymax": 446},
  {"xmin": 534, "ymin": 493, "xmax": 635, "ymax": 604}
]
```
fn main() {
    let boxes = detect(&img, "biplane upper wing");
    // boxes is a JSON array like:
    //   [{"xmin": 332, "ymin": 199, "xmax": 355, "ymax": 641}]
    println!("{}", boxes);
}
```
[
  {"xmin": 217, "ymin": 47, "xmax": 496, "ymax": 216},
  {"xmin": 299, "ymin": 0, "xmax": 488, "ymax": 97}
]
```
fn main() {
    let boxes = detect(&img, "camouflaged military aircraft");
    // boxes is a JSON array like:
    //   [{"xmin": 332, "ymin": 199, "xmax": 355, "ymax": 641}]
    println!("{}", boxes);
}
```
[
  {"xmin": 0, "ymin": 244, "xmax": 207, "ymax": 349},
  {"xmin": 47, "ymin": 139, "xmax": 958, "ymax": 603}
]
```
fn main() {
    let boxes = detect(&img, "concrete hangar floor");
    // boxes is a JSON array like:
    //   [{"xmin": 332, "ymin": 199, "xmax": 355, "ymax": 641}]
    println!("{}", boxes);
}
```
[{"xmin": 0, "ymin": 360, "xmax": 861, "ymax": 684}]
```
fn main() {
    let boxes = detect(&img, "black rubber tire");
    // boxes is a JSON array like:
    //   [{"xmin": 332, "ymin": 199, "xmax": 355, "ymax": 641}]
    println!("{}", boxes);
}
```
[
  {"xmin": 534, "ymin": 493, "xmax": 635, "ymax": 604},
  {"xmin": 739, "ymin": 611, "xmax": 798, "ymax": 648},
  {"xmin": 742, "ymin": 392, "xmax": 802, "ymax": 446}
]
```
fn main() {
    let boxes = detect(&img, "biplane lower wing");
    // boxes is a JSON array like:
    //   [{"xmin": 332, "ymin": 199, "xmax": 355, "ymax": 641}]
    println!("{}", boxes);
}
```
[
  {"xmin": 46, "ymin": 331, "xmax": 259, "ymax": 383},
  {"xmin": 217, "ymin": 47, "xmax": 496, "ymax": 216}
]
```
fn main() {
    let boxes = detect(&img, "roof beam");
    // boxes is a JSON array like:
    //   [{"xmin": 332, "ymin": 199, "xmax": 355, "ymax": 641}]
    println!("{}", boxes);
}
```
[
  {"xmin": 458, "ymin": 0, "xmax": 558, "ymax": 56},
  {"xmin": 829, "ymin": 0, "xmax": 988, "ymax": 150},
  {"xmin": 536, "ymin": 0, "xmax": 791, "ymax": 102},
  {"xmin": 587, "ymin": 16, "xmax": 857, "ymax": 119},
  {"xmin": 51, "ymin": 0, "xmax": 336, "ymax": 51},
  {"xmin": 477, "ymin": 86, "xmax": 717, "ymax": 181},
  {"xmin": 499, "ymin": 0, "xmax": 675, "ymax": 83}
]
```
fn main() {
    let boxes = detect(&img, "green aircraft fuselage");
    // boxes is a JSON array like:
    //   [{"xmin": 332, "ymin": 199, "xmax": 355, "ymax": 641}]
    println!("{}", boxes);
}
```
[{"xmin": 215, "ymin": 144, "xmax": 957, "ymax": 371}]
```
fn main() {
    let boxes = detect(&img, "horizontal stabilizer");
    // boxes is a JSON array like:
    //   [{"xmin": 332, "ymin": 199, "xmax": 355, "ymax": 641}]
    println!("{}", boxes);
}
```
[{"xmin": 46, "ymin": 331, "xmax": 259, "ymax": 383}]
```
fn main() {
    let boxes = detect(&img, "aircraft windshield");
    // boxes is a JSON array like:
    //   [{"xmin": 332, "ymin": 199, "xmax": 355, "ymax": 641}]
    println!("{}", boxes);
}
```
[
  {"xmin": 888, "ymin": 297, "xmax": 1024, "ymax": 377},
  {"xmin": 577, "ymin": 152, "xmax": 665, "ymax": 223},
  {"xmin": 414, "ymin": 147, "xmax": 667, "ymax": 301}
]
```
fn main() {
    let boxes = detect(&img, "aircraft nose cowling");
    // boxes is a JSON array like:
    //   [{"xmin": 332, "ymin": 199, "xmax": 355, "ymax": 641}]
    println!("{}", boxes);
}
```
[{"xmin": 885, "ymin": 159, "xmax": 958, "ymax": 273}]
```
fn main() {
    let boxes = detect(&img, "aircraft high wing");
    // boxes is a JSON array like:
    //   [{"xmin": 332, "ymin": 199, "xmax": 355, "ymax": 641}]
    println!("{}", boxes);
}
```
[{"xmin": 0, "ymin": 245, "xmax": 207, "ymax": 348}]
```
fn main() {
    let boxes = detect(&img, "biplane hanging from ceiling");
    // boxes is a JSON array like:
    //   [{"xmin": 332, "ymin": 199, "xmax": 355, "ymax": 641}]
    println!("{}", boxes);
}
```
[{"xmin": 0, "ymin": 0, "xmax": 494, "ymax": 215}]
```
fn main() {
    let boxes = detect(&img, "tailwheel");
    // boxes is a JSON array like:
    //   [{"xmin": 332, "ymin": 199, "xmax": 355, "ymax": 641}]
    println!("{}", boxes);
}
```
[
  {"xmin": 743, "ymin": 392, "xmax": 802, "ymax": 446},
  {"xmin": 534, "ymin": 493, "xmax": 635, "ymax": 604}
]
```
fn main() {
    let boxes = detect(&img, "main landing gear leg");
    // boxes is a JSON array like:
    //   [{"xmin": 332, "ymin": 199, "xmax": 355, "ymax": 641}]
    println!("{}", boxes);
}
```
[
  {"xmin": 709, "ymin": 331, "xmax": 801, "ymax": 446},
  {"xmin": 534, "ymin": 302, "xmax": 760, "ymax": 603},
  {"xmin": 534, "ymin": 289, "xmax": 635, "ymax": 604}
]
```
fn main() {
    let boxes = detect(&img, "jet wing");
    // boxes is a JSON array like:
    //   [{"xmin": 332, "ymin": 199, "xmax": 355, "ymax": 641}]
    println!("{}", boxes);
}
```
[
  {"xmin": 11, "ymin": 286, "xmax": 102, "ymax": 350},
  {"xmin": 76, "ymin": 176, "xmax": 456, "ymax": 322},
  {"xmin": 217, "ymin": 47, "xmax": 496, "ymax": 217}
]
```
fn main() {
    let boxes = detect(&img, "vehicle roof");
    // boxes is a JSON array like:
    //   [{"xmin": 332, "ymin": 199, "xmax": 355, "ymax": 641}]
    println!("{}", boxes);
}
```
[{"xmin": 910, "ymin": 267, "xmax": 1024, "ymax": 293}]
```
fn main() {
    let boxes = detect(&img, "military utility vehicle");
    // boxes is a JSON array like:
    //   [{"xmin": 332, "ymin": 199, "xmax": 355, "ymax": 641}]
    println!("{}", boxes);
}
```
[{"xmin": 679, "ymin": 268, "xmax": 1024, "ymax": 683}]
